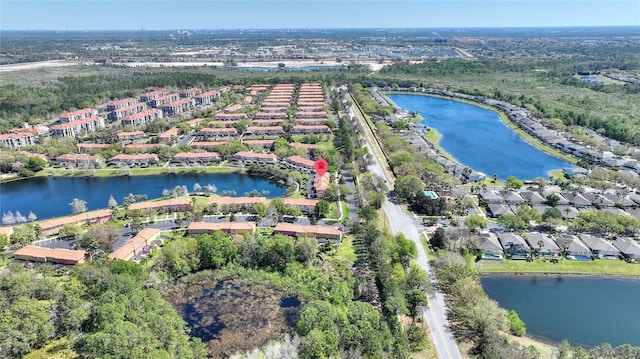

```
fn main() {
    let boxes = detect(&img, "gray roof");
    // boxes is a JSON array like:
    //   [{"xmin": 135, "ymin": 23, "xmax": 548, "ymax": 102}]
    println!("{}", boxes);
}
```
[
  {"xmin": 543, "ymin": 191, "xmax": 570, "ymax": 205},
  {"xmin": 555, "ymin": 234, "xmax": 592, "ymax": 257},
  {"xmin": 479, "ymin": 233, "xmax": 504, "ymax": 255},
  {"xmin": 602, "ymin": 207, "xmax": 630, "ymax": 216},
  {"xmin": 498, "ymin": 232, "xmax": 530, "ymax": 251},
  {"xmin": 525, "ymin": 232, "xmax": 561, "ymax": 254},
  {"xmin": 532, "ymin": 205, "xmax": 551, "ymax": 215},
  {"xmin": 603, "ymin": 193, "xmax": 635, "ymax": 206},
  {"xmin": 520, "ymin": 191, "xmax": 547, "ymax": 204},
  {"xmin": 561, "ymin": 191, "xmax": 592, "ymax": 207},
  {"xmin": 610, "ymin": 237, "xmax": 640, "ymax": 259},
  {"xmin": 501, "ymin": 191, "xmax": 525, "ymax": 204},
  {"xmin": 557, "ymin": 206, "xmax": 580, "ymax": 219},
  {"xmin": 487, "ymin": 203, "xmax": 512, "ymax": 217},
  {"xmin": 578, "ymin": 234, "xmax": 620, "ymax": 257},
  {"xmin": 583, "ymin": 193, "xmax": 615, "ymax": 207},
  {"xmin": 480, "ymin": 190, "xmax": 504, "ymax": 203}
]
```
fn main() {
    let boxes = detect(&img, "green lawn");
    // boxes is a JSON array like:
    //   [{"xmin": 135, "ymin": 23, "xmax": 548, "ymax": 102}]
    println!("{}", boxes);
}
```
[
  {"xmin": 333, "ymin": 235, "xmax": 357, "ymax": 262},
  {"xmin": 476, "ymin": 258, "xmax": 640, "ymax": 277},
  {"xmin": 42, "ymin": 165, "xmax": 240, "ymax": 178}
]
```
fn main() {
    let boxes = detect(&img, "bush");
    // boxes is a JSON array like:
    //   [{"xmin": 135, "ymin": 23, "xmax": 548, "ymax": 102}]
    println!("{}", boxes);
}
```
[{"xmin": 507, "ymin": 310, "xmax": 526, "ymax": 336}]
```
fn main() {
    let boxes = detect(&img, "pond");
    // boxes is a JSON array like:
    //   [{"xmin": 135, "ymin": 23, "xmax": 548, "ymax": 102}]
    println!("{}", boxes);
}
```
[
  {"xmin": 0, "ymin": 173, "xmax": 285, "ymax": 221},
  {"xmin": 386, "ymin": 94, "xmax": 573, "ymax": 180},
  {"xmin": 481, "ymin": 275, "xmax": 640, "ymax": 347}
]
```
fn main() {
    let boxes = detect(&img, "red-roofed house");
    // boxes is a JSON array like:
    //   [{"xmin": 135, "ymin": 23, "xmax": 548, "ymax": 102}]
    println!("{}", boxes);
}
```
[
  {"xmin": 108, "ymin": 154, "xmax": 159, "ymax": 166},
  {"xmin": 208, "ymin": 196, "xmax": 268, "ymax": 213},
  {"xmin": 108, "ymin": 102, "xmax": 148, "ymax": 120},
  {"xmin": 116, "ymin": 131, "xmax": 146, "ymax": 142},
  {"xmin": 199, "ymin": 127, "xmax": 238, "ymax": 139},
  {"xmin": 254, "ymin": 112, "xmax": 288, "ymax": 120},
  {"xmin": 0, "ymin": 131, "xmax": 36, "ymax": 149},
  {"xmin": 230, "ymin": 151, "xmax": 277, "ymax": 165},
  {"xmin": 108, "ymin": 228, "xmax": 160, "ymax": 261},
  {"xmin": 56, "ymin": 154, "xmax": 101, "ymax": 168},
  {"xmin": 162, "ymin": 98, "xmax": 195, "ymax": 116},
  {"xmin": 245, "ymin": 126, "xmax": 284, "ymax": 137},
  {"xmin": 51, "ymin": 116, "xmax": 105, "ymax": 138},
  {"xmin": 214, "ymin": 113, "xmax": 248, "ymax": 121},
  {"xmin": 121, "ymin": 108, "xmax": 163, "ymax": 127},
  {"xmin": 150, "ymin": 93, "xmax": 180, "ymax": 108},
  {"xmin": 185, "ymin": 118, "xmax": 205, "ymax": 127},
  {"xmin": 107, "ymin": 97, "xmax": 140, "ymax": 111},
  {"xmin": 274, "ymin": 223, "xmax": 342, "ymax": 242},
  {"xmin": 129, "ymin": 197, "xmax": 192, "ymax": 212},
  {"xmin": 125, "ymin": 143, "xmax": 166, "ymax": 152},
  {"xmin": 292, "ymin": 125, "xmax": 331, "ymax": 134},
  {"xmin": 191, "ymin": 141, "xmax": 227, "ymax": 150},
  {"xmin": 187, "ymin": 221, "xmax": 256, "ymax": 235},
  {"xmin": 180, "ymin": 87, "xmax": 201, "ymax": 98},
  {"xmin": 171, "ymin": 152, "xmax": 220, "ymax": 164},
  {"xmin": 159, "ymin": 127, "xmax": 180, "ymax": 143},
  {"xmin": 284, "ymin": 155, "xmax": 316, "ymax": 173},
  {"xmin": 242, "ymin": 139, "xmax": 275, "ymax": 148},
  {"xmin": 77, "ymin": 143, "xmax": 110, "ymax": 153},
  {"xmin": 59, "ymin": 108, "xmax": 98, "ymax": 122},
  {"xmin": 252, "ymin": 119, "xmax": 285, "ymax": 127},
  {"xmin": 289, "ymin": 142, "xmax": 319, "ymax": 150},
  {"xmin": 38, "ymin": 209, "xmax": 112, "ymax": 236},
  {"xmin": 194, "ymin": 90, "xmax": 220, "ymax": 106},
  {"xmin": 140, "ymin": 88, "xmax": 169, "ymax": 103},
  {"xmin": 296, "ymin": 118, "xmax": 327, "ymax": 126},
  {"xmin": 312, "ymin": 172, "xmax": 331, "ymax": 198},
  {"xmin": 283, "ymin": 198, "xmax": 319, "ymax": 214},
  {"xmin": 14, "ymin": 245, "xmax": 88, "ymax": 265}
]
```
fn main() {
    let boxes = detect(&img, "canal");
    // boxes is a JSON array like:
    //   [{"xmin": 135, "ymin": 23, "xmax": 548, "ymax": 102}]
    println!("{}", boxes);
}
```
[
  {"xmin": 386, "ymin": 94, "xmax": 573, "ymax": 180},
  {"xmin": 481, "ymin": 275, "xmax": 640, "ymax": 347},
  {"xmin": 0, "ymin": 173, "xmax": 286, "ymax": 221}
]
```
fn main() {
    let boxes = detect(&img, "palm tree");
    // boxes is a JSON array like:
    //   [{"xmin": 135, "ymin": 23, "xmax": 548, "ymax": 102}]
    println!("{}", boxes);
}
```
[{"xmin": 492, "ymin": 173, "xmax": 499, "ymax": 190}]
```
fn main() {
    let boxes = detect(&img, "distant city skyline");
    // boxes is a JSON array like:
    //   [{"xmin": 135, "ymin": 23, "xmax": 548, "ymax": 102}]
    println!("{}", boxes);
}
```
[{"xmin": 1, "ymin": 0, "xmax": 639, "ymax": 31}]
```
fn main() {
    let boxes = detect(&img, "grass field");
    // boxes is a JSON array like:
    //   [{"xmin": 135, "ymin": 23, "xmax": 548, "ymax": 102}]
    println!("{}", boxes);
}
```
[
  {"xmin": 333, "ymin": 235, "xmax": 357, "ymax": 262},
  {"xmin": 476, "ymin": 258, "xmax": 640, "ymax": 277}
]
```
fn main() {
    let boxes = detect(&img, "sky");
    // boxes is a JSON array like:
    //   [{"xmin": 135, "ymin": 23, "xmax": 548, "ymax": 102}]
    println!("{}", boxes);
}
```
[{"xmin": 1, "ymin": 0, "xmax": 639, "ymax": 31}]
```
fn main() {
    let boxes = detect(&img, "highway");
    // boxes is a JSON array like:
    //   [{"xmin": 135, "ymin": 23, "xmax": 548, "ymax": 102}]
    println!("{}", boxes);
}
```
[{"xmin": 347, "ymin": 102, "xmax": 463, "ymax": 359}]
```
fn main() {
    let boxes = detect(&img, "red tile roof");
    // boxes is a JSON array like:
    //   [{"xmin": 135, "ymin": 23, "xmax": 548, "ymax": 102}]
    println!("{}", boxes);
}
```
[
  {"xmin": 187, "ymin": 221, "xmax": 256, "ymax": 232},
  {"xmin": 108, "ymin": 228, "xmax": 160, "ymax": 260},
  {"xmin": 129, "ymin": 197, "xmax": 191, "ymax": 211},
  {"xmin": 274, "ymin": 223, "xmax": 342, "ymax": 237},
  {"xmin": 14, "ymin": 245, "xmax": 87, "ymax": 264},
  {"xmin": 208, "ymin": 196, "xmax": 268, "ymax": 206},
  {"xmin": 233, "ymin": 151, "xmax": 277, "ymax": 160},
  {"xmin": 287, "ymin": 155, "xmax": 315, "ymax": 167}
]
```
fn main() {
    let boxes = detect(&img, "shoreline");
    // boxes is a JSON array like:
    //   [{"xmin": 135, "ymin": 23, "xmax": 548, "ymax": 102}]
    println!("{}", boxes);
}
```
[
  {"xmin": 479, "ymin": 271, "xmax": 640, "ymax": 279},
  {"xmin": 382, "ymin": 91, "xmax": 578, "ymax": 176}
]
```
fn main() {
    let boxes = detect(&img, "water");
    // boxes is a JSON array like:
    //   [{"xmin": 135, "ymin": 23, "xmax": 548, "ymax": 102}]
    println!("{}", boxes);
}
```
[
  {"xmin": 0, "ymin": 173, "xmax": 285, "ymax": 220},
  {"xmin": 236, "ymin": 65, "xmax": 345, "ymax": 72},
  {"xmin": 481, "ymin": 275, "xmax": 640, "ymax": 347},
  {"xmin": 387, "ymin": 94, "xmax": 573, "ymax": 180}
]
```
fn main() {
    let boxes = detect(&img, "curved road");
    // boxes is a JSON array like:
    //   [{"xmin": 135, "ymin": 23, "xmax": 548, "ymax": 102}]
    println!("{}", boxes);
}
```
[{"xmin": 346, "ymin": 98, "xmax": 463, "ymax": 359}]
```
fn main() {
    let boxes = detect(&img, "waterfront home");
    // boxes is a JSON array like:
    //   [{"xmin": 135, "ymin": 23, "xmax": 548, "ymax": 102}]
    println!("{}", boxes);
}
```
[
  {"xmin": 230, "ymin": 151, "xmax": 277, "ymax": 165},
  {"xmin": 291, "ymin": 125, "xmax": 331, "ymax": 135},
  {"xmin": 38, "ymin": 209, "xmax": 112, "ymax": 236},
  {"xmin": 478, "ymin": 232, "xmax": 504, "ymax": 260},
  {"xmin": 55, "ymin": 154, "xmax": 101, "ymax": 168},
  {"xmin": 187, "ymin": 221, "xmax": 256, "ymax": 235},
  {"xmin": 199, "ymin": 127, "xmax": 239, "ymax": 140},
  {"xmin": 107, "ymin": 153, "xmax": 159, "ymax": 167},
  {"xmin": 520, "ymin": 191, "xmax": 547, "ymax": 204},
  {"xmin": 171, "ymin": 152, "xmax": 220, "ymax": 164},
  {"xmin": 563, "ymin": 167, "xmax": 589, "ymax": 178},
  {"xmin": 208, "ymin": 196, "xmax": 268, "ymax": 213},
  {"xmin": 13, "ymin": 245, "xmax": 88, "ymax": 265},
  {"xmin": 525, "ymin": 232, "xmax": 561, "ymax": 257},
  {"xmin": 274, "ymin": 223, "xmax": 342, "ymax": 243},
  {"xmin": 0, "ymin": 131, "xmax": 36, "ymax": 150},
  {"xmin": 497, "ymin": 232, "xmax": 531, "ymax": 260},
  {"xmin": 284, "ymin": 155, "xmax": 316, "ymax": 173},
  {"xmin": 610, "ymin": 237, "xmax": 640, "ymax": 263},
  {"xmin": 108, "ymin": 228, "xmax": 160, "ymax": 261},
  {"xmin": 129, "ymin": 197, "xmax": 191, "ymax": 213},
  {"xmin": 283, "ymin": 198, "xmax": 319, "ymax": 215},
  {"xmin": 51, "ymin": 116, "xmax": 105, "ymax": 138},
  {"xmin": 555, "ymin": 234, "xmax": 593, "ymax": 259},
  {"xmin": 578, "ymin": 234, "xmax": 621, "ymax": 259}
]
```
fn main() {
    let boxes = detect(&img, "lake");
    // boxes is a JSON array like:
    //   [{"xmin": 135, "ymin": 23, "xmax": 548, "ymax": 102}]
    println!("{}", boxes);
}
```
[
  {"xmin": 386, "ymin": 94, "xmax": 573, "ymax": 180},
  {"xmin": 481, "ymin": 275, "xmax": 640, "ymax": 347},
  {"xmin": 0, "ymin": 173, "xmax": 285, "ymax": 220}
]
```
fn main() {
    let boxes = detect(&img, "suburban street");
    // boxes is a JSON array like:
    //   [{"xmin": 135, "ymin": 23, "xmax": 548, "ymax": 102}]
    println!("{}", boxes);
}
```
[{"xmin": 347, "ymin": 102, "xmax": 463, "ymax": 359}]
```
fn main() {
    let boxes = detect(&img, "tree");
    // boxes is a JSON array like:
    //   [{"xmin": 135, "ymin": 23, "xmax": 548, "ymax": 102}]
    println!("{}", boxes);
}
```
[
  {"xmin": 27, "ymin": 211, "xmax": 37, "ymax": 222},
  {"xmin": 159, "ymin": 237, "xmax": 200, "ymax": 277},
  {"xmin": 2, "ymin": 211, "xmax": 16, "ymax": 225},
  {"xmin": 79, "ymin": 222, "xmax": 120, "ymax": 252},
  {"xmin": 14, "ymin": 211, "xmax": 27, "ymax": 223},
  {"xmin": 430, "ymin": 227, "xmax": 448, "ymax": 250},
  {"xmin": 69, "ymin": 198, "xmax": 87, "ymax": 214},
  {"xmin": 406, "ymin": 289, "xmax": 428, "ymax": 318},
  {"xmin": 0, "ymin": 234, "xmax": 9, "ymax": 248},
  {"xmin": 505, "ymin": 176, "xmax": 523, "ymax": 190},
  {"xmin": 295, "ymin": 236, "xmax": 318, "ymax": 264},
  {"xmin": 12, "ymin": 224, "xmax": 38, "ymax": 245},
  {"xmin": 252, "ymin": 202, "xmax": 267, "ymax": 218},
  {"xmin": 107, "ymin": 194, "xmax": 118, "ymax": 208},
  {"xmin": 24, "ymin": 157, "xmax": 47, "ymax": 172},
  {"xmin": 0, "ymin": 296, "xmax": 55, "ymax": 357},
  {"xmin": 406, "ymin": 323, "xmax": 429, "ymax": 352},
  {"xmin": 197, "ymin": 231, "xmax": 238, "ymax": 270},
  {"xmin": 464, "ymin": 214, "xmax": 488, "ymax": 231},
  {"xmin": 507, "ymin": 310, "xmax": 526, "ymax": 336},
  {"xmin": 395, "ymin": 233, "xmax": 417, "ymax": 267},
  {"xmin": 394, "ymin": 175, "xmax": 424, "ymax": 201},
  {"xmin": 497, "ymin": 213, "xmax": 527, "ymax": 231},
  {"xmin": 314, "ymin": 199, "xmax": 330, "ymax": 219},
  {"xmin": 545, "ymin": 193, "xmax": 561, "ymax": 207}
]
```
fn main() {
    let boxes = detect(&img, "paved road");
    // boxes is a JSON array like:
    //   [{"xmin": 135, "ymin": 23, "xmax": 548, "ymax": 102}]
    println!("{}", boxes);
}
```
[{"xmin": 348, "ymin": 100, "xmax": 463, "ymax": 359}]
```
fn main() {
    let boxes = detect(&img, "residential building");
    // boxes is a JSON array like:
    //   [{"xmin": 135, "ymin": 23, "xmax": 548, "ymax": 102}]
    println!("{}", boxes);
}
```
[
  {"xmin": 129, "ymin": 197, "xmax": 191, "ymax": 212},
  {"xmin": 283, "ymin": 198, "xmax": 319, "ymax": 214},
  {"xmin": 497, "ymin": 232, "xmax": 531, "ymax": 260},
  {"xmin": 230, "ymin": 151, "xmax": 277, "ymax": 165},
  {"xmin": 578, "ymin": 234, "xmax": 620, "ymax": 259},
  {"xmin": 108, "ymin": 228, "xmax": 161, "ymax": 261},
  {"xmin": 149, "ymin": 93, "xmax": 180, "ymax": 108},
  {"xmin": 107, "ymin": 154, "xmax": 159, "ymax": 166},
  {"xmin": 296, "ymin": 118, "xmax": 327, "ymax": 126},
  {"xmin": 116, "ymin": 131, "xmax": 146, "ymax": 142},
  {"xmin": 252, "ymin": 119, "xmax": 285, "ymax": 127},
  {"xmin": 610, "ymin": 237, "xmax": 640, "ymax": 263},
  {"xmin": 223, "ymin": 104, "xmax": 242, "ymax": 113},
  {"xmin": 55, "ymin": 154, "xmax": 101, "ymax": 168},
  {"xmin": 0, "ymin": 131, "xmax": 36, "ymax": 149},
  {"xmin": 478, "ymin": 232, "xmax": 504, "ymax": 260},
  {"xmin": 140, "ymin": 88, "xmax": 169, "ymax": 103},
  {"xmin": 0, "ymin": 226, "xmax": 14, "ymax": 244},
  {"xmin": 525, "ymin": 232, "xmax": 561, "ymax": 257},
  {"xmin": 244, "ymin": 126, "xmax": 284, "ymax": 137},
  {"xmin": 295, "ymin": 112, "xmax": 328, "ymax": 119},
  {"xmin": 289, "ymin": 142, "xmax": 319, "ymax": 150},
  {"xmin": 208, "ymin": 196, "xmax": 268, "ymax": 213},
  {"xmin": 191, "ymin": 141, "xmax": 226, "ymax": 150},
  {"xmin": 185, "ymin": 118, "xmax": 205, "ymax": 128},
  {"xmin": 312, "ymin": 172, "xmax": 331, "ymax": 198},
  {"xmin": 187, "ymin": 221, "xmax": 256, "ymax": 235},
  {"xmin": 242, "ymin": 139, "xmax": 275, "ymax": 148},
  {"xmin": 284, "ymin": 155, "xmax": 316, "ymax": 173},
  {"xmin": 214, "ymin": 113, "xmax": 248, "ymax": 121},
  {"xmin": 108, "ymin": 102, "xmax": 149, "ymax": 120},
  {"xmin": 59, "ymin": 108, "xmax": 97, "ymax": 122},
  {"xmin": 77, "ymin": 143, "xmax": 109, "ymax": 153},
  {"xmin": 179, "ymin": 87, "xmax": 201, "ymax": 98},
  {"xmin": 159, "ymin": 127, "xmax": 180, "ymax": 143},
  {"xmin": 171, "ymin": 152, "xmax": 220, "ymax": 164},
  {"xmin": 274, "ymin": 223, "xmax": 342, "ymax": 243},
  {"xmin": 51, "ymin": 116, "xmax": 105, "ymax": 138},
  {"xmin": 125, "ymin": 143, "xmax": 166, "ymax": 152},
  {"xmin": 254, "ymin": 112, "xmax": 288, "ymax": 120},
  {"xmin": 13, "ymin": 245, "xmax": 88, "ymax": 265},
  {"xmin": 199, "ymin": 127, "xmax": 238, "ymax": 139},
  {"xmin": 194, "ymin": 90, "xmax": 220, "ymax": 106},
  {"xmin": 121, "ymin": 108, "xmax": 163, "ymax": 127},
  {"xmin": 555, "ymin": 234, "xmax": 592, "ymax": 259},
  {"xmin": 107, "ymin": 97, "xmax": 140, "ymax": 111},
  {"xmin": 162, "ymin": 98, "xmax": 195, "ymax": 116},
  {"xmin": 291, "ymin": 125, "xmax": 331, "ymax": 134},
  {"xmin": 38, "ymin": 209, "xmax": 112, "ymax": 236}
]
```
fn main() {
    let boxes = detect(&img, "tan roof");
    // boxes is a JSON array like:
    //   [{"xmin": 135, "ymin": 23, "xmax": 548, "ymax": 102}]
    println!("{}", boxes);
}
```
[
  {"xmin": 274, "ymin": 223, "xmax": 342, "ymax": 236},
  {"xmin": 192, "ymin": 141, "xmax": 227, "ymax": 147},
  {"xmin": 14, "ymin": 245, "xmax": 87, "ymax": 263},
  {"xmin": 77, "ymin": 143, "xmax": 109, "ymax": 149},
  {"xmin": 0, "ymin": 226, "xmax": 14, "ymax": 236},
  {"xmin": 314, "ymin": 172, "xmax": 331, "ymax": 192},
  {"xmin": 125, "ymin": 143, "xmax": 166, "ymax": 150},
  {"xmin": 38, "ymin": 209, "xmax": 112, "ymax": 231},
  {"xmin": 110, "ymin": 154, "xmax": 158, "ymax": 161},
  {"xmin": 208, "ymin": 196, "xmax": 268, "ymax": 206},
  {"xmin": 187, "ymin": 221, "xmax": 256, "ymax": 232},
  {"xmin": 242, "ymin": 139, "xmax": 275, "ymax": 145},
  {"xmin": 108, "ymin": 228, "xmax": 160, "ymax": 260},
  {"xmin": 129, "ymin": 197, "xmax": 191, "ymax": 211},
  {"xmin": 116, "ymin": 131, "xmax": 145, "ymax": 138},
  {"xmin": 246, "ymin": 126, "xmax": 283, "ymax": 132},
  {"xmin": 201, "ymin": 127, "xmax": 238, "ymax": 133},
  {"xmin": 293, "ymin": 125, "xmax": 331, "ymax": 131},
  {"xmin": 287, "ymin": 155, "xmax": 315, "ymax": 167},
  {"xmin": 233, "ymin": 151, "xmax": 277, "ymax": 160},
  {"xmin": 284, "ymin": 198, "xmax": 319, "ymax": 207},
  {"xmin": 57, "ymin": 154, "xmax": 98, "ymax": 162},
  {"xmin": 174, "ymin": 152, "xmax": 220, "ymax": 159},
  {"xmin": 159, "ymin": 127, "xmax": 179, "ymax": 139}
]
